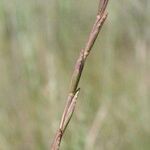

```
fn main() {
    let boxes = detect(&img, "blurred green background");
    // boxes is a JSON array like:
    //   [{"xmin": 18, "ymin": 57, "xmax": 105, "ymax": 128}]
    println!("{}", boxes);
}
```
[{"xmin": 0, "ymin": 0, "xmax": 150, "ymax": 149}]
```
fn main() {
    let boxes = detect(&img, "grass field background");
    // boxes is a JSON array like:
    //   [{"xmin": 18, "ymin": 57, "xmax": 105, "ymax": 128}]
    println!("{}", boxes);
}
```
[{"xmin": 0, "ymin": 0, "xmax": 150, "ymax": 149}]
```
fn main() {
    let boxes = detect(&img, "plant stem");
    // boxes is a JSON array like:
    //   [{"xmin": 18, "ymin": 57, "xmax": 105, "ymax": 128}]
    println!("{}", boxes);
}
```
[{"xmin": 51, "ymin": 0, "xmax": 109, "ymax": 149}]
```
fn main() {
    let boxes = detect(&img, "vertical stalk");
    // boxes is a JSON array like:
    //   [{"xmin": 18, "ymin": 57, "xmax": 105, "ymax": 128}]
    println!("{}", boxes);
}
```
[{"xmin": 51, "ymin": 0, "xmax": 109, "ymax": 149}]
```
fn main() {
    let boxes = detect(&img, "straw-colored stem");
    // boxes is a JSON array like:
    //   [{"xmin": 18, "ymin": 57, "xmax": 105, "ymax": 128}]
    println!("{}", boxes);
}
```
[{"xmin": 51, "ymin": 1, "xmax": 109, "ymax": 149}]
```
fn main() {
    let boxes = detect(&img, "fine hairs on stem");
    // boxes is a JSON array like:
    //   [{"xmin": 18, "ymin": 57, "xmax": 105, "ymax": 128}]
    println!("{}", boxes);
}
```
[{"xmin": 51, "ymin": 0, "xmax": 109, "ymax": 149}]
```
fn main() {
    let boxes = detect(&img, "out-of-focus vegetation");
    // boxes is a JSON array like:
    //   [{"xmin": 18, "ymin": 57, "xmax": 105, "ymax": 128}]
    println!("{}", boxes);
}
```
[{"xmin": 0, "ymin": 0, "xmax": 150, "ymax": 150}]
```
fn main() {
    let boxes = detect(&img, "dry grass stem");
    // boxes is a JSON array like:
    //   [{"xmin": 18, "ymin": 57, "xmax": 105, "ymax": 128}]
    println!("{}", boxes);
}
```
[{"xmin": 51, "ymin": 0, "xmax": 109, "ymax": 149}]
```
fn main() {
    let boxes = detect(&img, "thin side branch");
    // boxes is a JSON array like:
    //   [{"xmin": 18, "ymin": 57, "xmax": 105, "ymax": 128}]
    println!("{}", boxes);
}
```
[{"xmin": 51, "ymin": 0, "xmax": 109, "ymax": 149}]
